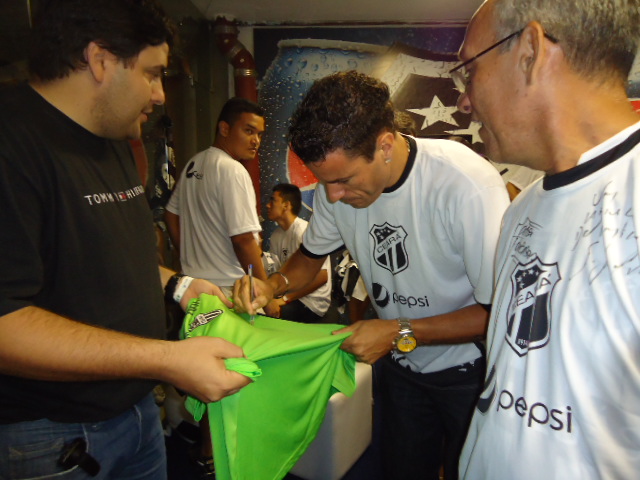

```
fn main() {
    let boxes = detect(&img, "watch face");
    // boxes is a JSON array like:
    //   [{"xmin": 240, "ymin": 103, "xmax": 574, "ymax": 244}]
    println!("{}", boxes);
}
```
[{"xmin": 396, "ymin": 335, "xmax": 417, "ymax": 353}]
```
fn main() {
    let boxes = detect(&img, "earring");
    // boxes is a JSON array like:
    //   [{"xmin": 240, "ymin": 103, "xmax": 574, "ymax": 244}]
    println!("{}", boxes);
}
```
[{"xmin": 385, "ymin": 157, "xmax": 392, "ymax": 164}]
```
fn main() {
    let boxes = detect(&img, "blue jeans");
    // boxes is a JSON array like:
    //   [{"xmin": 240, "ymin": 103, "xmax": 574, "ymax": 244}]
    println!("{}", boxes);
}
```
[
  {"xmin": 0, "ymin": 392, "xmax": 166, "ymax": 480},
  {"xmin": 378, "ymin": 355, "xmax": 485, "ymax": 480}
]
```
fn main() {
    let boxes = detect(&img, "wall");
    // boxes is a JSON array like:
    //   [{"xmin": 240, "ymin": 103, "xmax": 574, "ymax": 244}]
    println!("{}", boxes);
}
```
[{"xmin": 147, "ymin": 18, "xmax": 231, "ymax": 175}]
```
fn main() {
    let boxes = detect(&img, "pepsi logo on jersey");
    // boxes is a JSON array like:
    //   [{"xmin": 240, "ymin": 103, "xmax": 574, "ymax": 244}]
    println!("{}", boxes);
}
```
[
  {"xmin": 477, "ymin": 366, "xmax": 574, "ymax": 434},
  {"xmin": 372, "ymin": 282, "xmax": 430, "ymax": 310}
]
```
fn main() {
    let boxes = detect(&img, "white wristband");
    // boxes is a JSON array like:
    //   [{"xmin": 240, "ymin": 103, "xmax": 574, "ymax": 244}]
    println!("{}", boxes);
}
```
[{"xmin": 173, "ymin": 275, "xmax": 194, "ymax": 303}]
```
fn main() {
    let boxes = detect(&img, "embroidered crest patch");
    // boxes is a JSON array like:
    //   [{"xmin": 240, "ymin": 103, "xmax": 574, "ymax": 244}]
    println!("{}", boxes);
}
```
[{"xmin": 370, "ymin": 223, "xmax": 409, "ymax": 275}]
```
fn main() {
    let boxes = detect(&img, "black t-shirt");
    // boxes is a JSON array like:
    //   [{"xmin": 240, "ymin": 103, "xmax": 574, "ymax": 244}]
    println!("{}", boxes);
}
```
[{"xmin": 0, "ymin": 84, "xmax": 166, "ymax": 423}]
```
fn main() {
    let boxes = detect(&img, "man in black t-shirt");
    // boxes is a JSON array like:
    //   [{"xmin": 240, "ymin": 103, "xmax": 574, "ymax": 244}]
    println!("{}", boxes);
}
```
[{"xmin": 0, "ymin": 1, "xmax": 250, "ymax": 478}]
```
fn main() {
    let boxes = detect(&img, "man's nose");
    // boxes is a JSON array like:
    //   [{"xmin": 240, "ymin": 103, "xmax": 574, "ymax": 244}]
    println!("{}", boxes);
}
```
[
  {"xmin": 325, "ymin": 183, "xmax": 345, "ymax": 203},
  {"xmin": 151, "ymin": 80, "xmax": 165, "ymax": 106}
]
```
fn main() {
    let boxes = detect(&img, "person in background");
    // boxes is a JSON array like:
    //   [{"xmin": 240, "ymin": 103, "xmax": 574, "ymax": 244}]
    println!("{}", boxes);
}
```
[
  {"xmin": 448, "ymin": 135, "xmax": 543, "ymax": 200},
  {"xmin": 234, "ymin": 71, "xmax": 510, "ymax": 480},
  {"xmin": 0, "ymin": 1, "xmax": 250, "ymax": 479},
  {"xmin": 165, "ymin": 97, "xmax": 278, "ymax": 317},
  {"xmin": 265, "ymin": 183, "xmax": 332, "ymax": 323},
  {"xmin": 165, "ymin": 97, "xmax": 279, "ymax": 476},
  {"xmin": 452, "ymin": 1, "xmax": 640, "ymax": 478},
  {"xmin": 489, "ymin": 161, "xmax": 543, "ymax": 199}
]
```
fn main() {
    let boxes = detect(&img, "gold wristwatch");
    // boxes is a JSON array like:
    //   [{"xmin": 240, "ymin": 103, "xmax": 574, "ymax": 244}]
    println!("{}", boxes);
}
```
[{"xmin": 394, "ymin": 318, "xmax": 417, "ymax": 353}]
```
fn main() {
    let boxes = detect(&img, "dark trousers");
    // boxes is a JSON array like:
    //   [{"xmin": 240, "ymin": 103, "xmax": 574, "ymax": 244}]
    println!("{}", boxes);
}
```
[
  {"xmin": 378, "ymin": 354, "xmax": 485, "ymax": 480},
  {"xmin": 280, "ymin": 299, "xmax": 324, "ymax": 323}
]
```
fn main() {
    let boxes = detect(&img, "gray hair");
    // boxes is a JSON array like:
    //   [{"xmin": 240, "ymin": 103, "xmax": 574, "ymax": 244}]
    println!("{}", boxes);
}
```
[{"xmin": 491, "ymin": 0, "xmax": 640, "ymax": 80}]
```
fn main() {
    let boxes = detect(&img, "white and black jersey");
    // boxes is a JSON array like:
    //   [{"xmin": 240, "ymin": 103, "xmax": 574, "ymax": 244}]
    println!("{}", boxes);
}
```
[
  {"xmin": 303, "ymin": 136, "xmax": 509, "ymax": 373},
  {"xmin": 461, "ymin": 122, "xmax": 640, "ymax": 479},
  {"xmin": 269, "ymin": 217, "xmax": 332, "ymax": 316}
]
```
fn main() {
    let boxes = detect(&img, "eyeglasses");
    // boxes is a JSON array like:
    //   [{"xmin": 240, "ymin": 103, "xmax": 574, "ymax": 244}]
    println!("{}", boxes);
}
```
[{"xmin": 449, "ymin": 29, "xmax": 558, "ymax": 94}]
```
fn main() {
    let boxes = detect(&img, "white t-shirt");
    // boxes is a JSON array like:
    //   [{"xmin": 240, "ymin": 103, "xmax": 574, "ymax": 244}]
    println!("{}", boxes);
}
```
[
  {"xmin": 460, "ymin": 122, "xmax": 640, "ymax": 480},
  {"xmin": 303, "ymin": 136, "xmax": 510, "ymax": 373},
  {"xmin": 490, "ymin": 161, "xmax": 544, "ymax": 191},
  {"xmin": 269, "ymin": 217, "xmax": 331, "ymax": 316},
  {"xmin": 166, "ymin": 147, "xmax": 261, "ymax": 287}
]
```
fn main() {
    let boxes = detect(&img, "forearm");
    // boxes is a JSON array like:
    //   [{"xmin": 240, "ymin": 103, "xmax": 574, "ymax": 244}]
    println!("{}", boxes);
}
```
[
  {"xmin": 164, "ymin": 210, "xmax": 180, "ymax": 252},
  {"xmin": 337, "ymin": 303, "xmax": 489, "ymax": 364},
  {"xmin": 231, "ymin": 232, "xmax": 268, "ymax": 281},
  {"xmin": 411, "ymin": 303, "xmax": 489, "ymax": 345},
  {"xmin": 159, "ymin": 265, "xmax": 233, "ymax": 311},
  {"xmin": 0, "ymin": 306, "xmax": 173, "ymax": 382},
  {"xmin": 348, "ymin": 296, "xmax": 371, "ymax": 323},
  {"xmin": 231, "ymin": 248, "xmax": 326, "ymax": 314},
  {"xmin": 274, "ymin": 249, "xmax": 325, "ymax": 296},
  {"xmin": 284, "ymin": 268, "xmax": 328, "ymax": 303},
  {"xmin": 159, "ymin": 264, "xmax": 176, "ymax": 287}
]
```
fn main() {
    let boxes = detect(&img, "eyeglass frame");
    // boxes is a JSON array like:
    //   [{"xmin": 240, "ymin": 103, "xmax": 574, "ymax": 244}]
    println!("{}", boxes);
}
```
[{"xmin": 449, "ymin": 28, "xmax": 558, "ymax": 94}]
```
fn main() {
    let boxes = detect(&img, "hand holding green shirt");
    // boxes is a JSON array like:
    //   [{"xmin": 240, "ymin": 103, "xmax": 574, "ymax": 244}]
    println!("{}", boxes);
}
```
[{"xmin": 180, "ymin": 294, "xmax": 356, "ymax": 480}]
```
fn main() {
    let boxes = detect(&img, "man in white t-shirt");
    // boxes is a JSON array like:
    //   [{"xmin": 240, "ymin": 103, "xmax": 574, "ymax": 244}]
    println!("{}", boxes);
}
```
[
  {"xmin": 164, "ymin": 97, "xmax": 278, "ymax": 473},
  {"xmin": 233, "ymin": 71, "xmax": 510, "ymax": 480},
  {"xmin": 452, "ymin": 1, "xmax": 640, "ymax": 478},
  {"xmin": 165, "ymin": 98, "xmax": 277, "ymax": 316},
  {"xmin": 265, "ymin": 183, "xmax": 332, "ymax": 323},
  {"xmin": 448, "ymin": 134, "xmax": 543, "ymax": 200},
  {"xmin": 489, "ymin": 161, "xmax": 543, "ymax": 199}
]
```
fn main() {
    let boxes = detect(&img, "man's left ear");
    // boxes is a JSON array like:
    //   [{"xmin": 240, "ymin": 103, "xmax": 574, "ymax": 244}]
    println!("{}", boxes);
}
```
[
  {"xmin": 519, "ymin": 22, "xmax": 548, "ymax": 84},
  {"xmin": 218, "ymin": 121, "xmax": 230, "ymax": 138},
  {"xmin": 378, "ymin": 131, "xmax": 395, "ymax": 158},
  {"xmin": 85, "ymin": 41, "xmax": 110, "ymax": 83}
]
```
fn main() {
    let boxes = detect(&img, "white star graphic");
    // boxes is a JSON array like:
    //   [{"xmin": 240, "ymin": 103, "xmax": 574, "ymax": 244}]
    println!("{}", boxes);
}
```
[
  {"xmin": 446, "ymin": 121, "xmax": 483, "ymax": 144},
  {"xmin": 408, "ymin": 96, "xmax": 459, "ymax": 131}
]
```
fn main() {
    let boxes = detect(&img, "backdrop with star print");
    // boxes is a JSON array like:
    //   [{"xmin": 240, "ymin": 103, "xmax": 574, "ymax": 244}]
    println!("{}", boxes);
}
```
[
  {"xmin": 254, "ymin": 26, "xmax": 640, "ymax": 240},
  {"xmin": 254, "ymin": 25, "xmax": 467, "ymax": 233}
]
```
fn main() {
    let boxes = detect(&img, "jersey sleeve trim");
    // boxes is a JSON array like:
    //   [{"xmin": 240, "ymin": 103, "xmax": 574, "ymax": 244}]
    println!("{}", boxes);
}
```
[{"xmin": 300, "ymin": 243, "xmax": 344, "ymax": 259}]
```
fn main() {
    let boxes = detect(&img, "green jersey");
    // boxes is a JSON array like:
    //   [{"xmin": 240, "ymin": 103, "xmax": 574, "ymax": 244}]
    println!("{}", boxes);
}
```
[{"xmin": 181, "ymin": 294, "xmax": 356, "ymax": 480}]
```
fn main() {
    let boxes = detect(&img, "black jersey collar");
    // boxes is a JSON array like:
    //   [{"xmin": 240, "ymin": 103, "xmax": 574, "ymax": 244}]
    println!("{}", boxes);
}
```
[
  {"xmin": 383, "ymin": 135, "xmax": 416, "ymax": 193},
  {"xmin": 544, "ymin": 126, "xmax": 640, "ymax": 190}
]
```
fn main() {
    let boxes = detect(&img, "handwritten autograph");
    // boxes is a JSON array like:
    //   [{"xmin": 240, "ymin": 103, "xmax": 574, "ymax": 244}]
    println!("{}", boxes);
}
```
[{"xmin": 570, "ymin": 182, "xmax": 639, "ymax": 284}]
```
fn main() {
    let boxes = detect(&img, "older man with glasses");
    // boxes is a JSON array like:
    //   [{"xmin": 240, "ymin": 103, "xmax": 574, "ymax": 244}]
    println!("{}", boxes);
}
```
[{"xmin": 454, "ymin": 1, "xmax": 640, "ymax": 479}]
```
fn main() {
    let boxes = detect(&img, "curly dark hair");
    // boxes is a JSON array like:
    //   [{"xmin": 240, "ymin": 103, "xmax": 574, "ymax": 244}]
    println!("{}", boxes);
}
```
[
  {"xmin": 288, "ymin": 71, "xmax": 396, "ymax": 164},
  {"xmin": 28, "ymin": 0, "xmax": 176, "ymax": 81}
]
